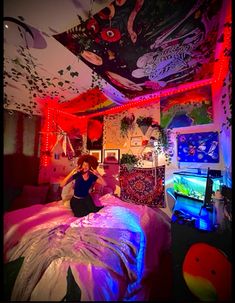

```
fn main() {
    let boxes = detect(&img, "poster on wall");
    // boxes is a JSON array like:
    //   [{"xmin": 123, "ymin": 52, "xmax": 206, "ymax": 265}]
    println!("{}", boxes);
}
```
[
  {"xmin": 87, "ymin": 116, "xmax": 103, "ymax": 150},
  {"xmin": 89, "ymin": 149, "xmax": 102, "ymax": 163},
  {"xmin": 160, "ymin": 85, "xmax": 213, "ymax": 128},
  {"xmin": 177, "ymin": 131, "xmax": 219, "ymax": 163}
]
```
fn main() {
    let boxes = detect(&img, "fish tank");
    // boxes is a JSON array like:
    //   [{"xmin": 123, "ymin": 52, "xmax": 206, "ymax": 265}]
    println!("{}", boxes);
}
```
[{"xmin": 173, "ymin": 171, "xmax": 223, "ymax": 201}]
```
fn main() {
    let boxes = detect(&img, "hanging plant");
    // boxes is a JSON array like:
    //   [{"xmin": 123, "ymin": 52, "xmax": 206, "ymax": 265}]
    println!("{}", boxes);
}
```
[
  {"xmin": 120, "ymin": 113, "xmax": 135, "ymax": 137},
  {"xmin": 120, "ymin": 153, "xmax": 138, "ymax": 165},
  {"xmin": 136, "ymin": 116, "xmax": 153, "ymax": 135},
  {"xmin": 150, "ymin": 122, "xmax": 174, "ymax": 165},
  {"xmin": 136, "ymin": 116, "xmax": 153, "ymax": 127}
]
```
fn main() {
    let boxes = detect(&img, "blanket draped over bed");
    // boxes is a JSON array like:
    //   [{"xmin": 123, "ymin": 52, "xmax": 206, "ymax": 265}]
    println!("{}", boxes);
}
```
[{"xmin": 4, "ymin": 194, "xmax": 171, "ymax": 301}]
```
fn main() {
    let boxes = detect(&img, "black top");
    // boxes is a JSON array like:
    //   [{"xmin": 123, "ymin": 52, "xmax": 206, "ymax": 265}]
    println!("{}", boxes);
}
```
[{"xmin": 72, "ymin": 172, "xmax": 98, "ymax": 197}]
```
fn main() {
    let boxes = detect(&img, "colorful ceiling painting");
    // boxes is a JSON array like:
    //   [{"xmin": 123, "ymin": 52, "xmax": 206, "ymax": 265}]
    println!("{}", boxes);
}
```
[
  {"xmin": 53, "ymin": 0, "xmax": 223, "ymax": 99},
  {"xmin": 160, "ymin": 85, "xmax": 213, "ymax": 128},
  {"xmin": 59, "ymin": 87, "xmax": 116, "ymax": 116},
  {"xmin": 177, "ymin": 131, "xmax": 219, "ymax": 163}
]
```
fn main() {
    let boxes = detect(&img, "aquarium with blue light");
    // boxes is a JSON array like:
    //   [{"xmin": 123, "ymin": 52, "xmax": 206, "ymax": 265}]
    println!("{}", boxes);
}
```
[{"xmin": 173, "ymin": 171, "xmax": 223, "ymax": 201}]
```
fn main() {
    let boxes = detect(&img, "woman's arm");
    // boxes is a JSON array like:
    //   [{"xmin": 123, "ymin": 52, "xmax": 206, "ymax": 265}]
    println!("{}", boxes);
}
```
[
  {"xmin": 90, "ymin": 168, "xmax": 107, "ymax": 187},
  {"xmin": 60, "ymin": 167, "xmax": 80, "ymax": 187}
]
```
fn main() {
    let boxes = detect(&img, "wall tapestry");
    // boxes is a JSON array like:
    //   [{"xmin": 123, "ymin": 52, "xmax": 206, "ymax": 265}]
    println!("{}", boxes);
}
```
[
  {"xmin": 53, "ymin": 0, "xmax": 223, "ymax": 99},
  {"xmin": 87, "ymin": 116, "xmax": 103, "ymax": 150},
  {"xmin": 160, "ymin": 85, "xmax": 213, "ymax": 128},
  {"xmin": 177, "ymin": 131, "xmax": 219, "ymax": 163},
  {"xmin": 119, "ymin": 165, "xmax": 165, "ymax": 207}
]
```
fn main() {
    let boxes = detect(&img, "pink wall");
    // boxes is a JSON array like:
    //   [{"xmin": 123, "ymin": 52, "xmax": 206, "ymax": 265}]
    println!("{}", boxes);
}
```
[{"xmin": 4, "ymin": 110, "xmax": 41, "ymax": 210}]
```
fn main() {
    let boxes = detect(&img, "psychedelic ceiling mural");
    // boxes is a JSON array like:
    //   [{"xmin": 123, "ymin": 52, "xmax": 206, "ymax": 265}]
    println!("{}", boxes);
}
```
[
  {"xmin": 160, "ymin": 85, "xmax": 213, "ymax": 128},
  {"xmin": 54, "ymin": 0, "xmax": 223, "ymax": 99}
]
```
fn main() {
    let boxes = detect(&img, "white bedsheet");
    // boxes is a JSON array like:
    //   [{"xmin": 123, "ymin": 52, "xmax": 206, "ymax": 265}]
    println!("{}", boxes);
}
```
[{"xmin": 4, "ymin": 194, "xmax": 171, "ymax": 301}]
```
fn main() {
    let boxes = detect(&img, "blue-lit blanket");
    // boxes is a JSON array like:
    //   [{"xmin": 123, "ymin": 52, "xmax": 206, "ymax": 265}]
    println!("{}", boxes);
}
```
[{"xmin": 4, "ymin": 194, "xmax": 171, "ymax": 301}]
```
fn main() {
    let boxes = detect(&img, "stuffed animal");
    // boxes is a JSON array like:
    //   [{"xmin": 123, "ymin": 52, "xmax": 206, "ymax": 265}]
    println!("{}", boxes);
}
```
[{"xmin": 183, "ymin": 242, "xmax": 232, "ymax": 301}]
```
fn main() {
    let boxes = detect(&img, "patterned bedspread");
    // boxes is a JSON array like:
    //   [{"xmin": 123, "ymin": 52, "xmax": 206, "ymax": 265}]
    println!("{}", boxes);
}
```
[{"xmin": 4, "ymin": 194, "xmax": 171, "ymax": 301}]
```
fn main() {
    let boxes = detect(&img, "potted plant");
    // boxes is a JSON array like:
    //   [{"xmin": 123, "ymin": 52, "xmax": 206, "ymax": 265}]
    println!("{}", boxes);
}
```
[
  {"xmin": 136, "ymin": 116, "xmax": 153, "ymax": 135},
  {"xmin": 150, "ymin": 123, "xmax": 174, "ymax": 165},
  {"xmin": 120, "ymin": 114, "xmax": 135, "ymax": 137},
  {"xmin": 120, "ymin": 153, "xmax": 139, "ymax": 171}
]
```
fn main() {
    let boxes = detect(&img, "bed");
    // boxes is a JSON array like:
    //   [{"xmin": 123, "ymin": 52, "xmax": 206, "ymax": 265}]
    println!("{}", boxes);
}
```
[{"xmin": 4, "ymin": 193, "xmax": 171, "ymax": 301}]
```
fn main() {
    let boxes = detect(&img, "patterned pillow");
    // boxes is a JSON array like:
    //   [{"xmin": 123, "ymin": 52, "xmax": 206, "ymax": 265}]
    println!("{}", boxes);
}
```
[{"xmin": 119, "ymin": 165, "xmax": 165, "ymax": 208}]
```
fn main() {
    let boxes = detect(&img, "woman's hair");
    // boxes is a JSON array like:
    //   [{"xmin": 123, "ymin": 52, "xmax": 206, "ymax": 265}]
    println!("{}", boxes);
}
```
[{"xmin": 77, "ymin": 154, "xmax": 98, "ymax": 170}]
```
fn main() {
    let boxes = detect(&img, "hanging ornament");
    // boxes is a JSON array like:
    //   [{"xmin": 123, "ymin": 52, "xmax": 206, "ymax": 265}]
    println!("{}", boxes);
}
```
[{"xmin": 50, "ymin": 126, "xmax": 75, "ymax": 158}]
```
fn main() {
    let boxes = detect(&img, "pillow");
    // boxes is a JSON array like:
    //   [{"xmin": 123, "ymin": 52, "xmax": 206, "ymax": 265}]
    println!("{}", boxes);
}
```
[
  {"xmin": 61, "ymin": 181, "xmax": 75, "ymax": 202},
  {"xmin": 21, "ymin": 185, "xmax": 49, "ymax": 205}
]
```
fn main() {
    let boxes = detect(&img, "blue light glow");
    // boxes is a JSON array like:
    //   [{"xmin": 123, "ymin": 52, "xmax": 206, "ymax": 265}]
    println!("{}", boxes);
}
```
[{"xmin": 173, "ymin": 197, "xmax": 214, "ymax": 231}]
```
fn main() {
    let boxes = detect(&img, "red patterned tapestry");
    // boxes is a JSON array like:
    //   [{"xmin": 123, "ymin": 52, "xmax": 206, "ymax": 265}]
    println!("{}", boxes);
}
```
[{"xmin": 119, "ymin": 165, "xmax": 165, "ymax": 208}]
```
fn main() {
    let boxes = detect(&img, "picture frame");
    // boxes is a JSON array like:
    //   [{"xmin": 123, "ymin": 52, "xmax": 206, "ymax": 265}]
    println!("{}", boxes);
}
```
[
  {"xmin": 130, "ymin": 136, "xmax": 142, "ymax": 147},
  {"xmin": 104, "ymin": 149, "xmax": 120, "ymax": 164},
  {"xmin": 89, "ymin": 149, "xmax": 102, "ymax": 163}
]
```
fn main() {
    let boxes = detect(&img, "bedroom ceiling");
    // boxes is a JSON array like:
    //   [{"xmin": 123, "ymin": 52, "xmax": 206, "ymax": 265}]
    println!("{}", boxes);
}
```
[{"xmin": 4, "ymin": 0, "xmax": 230, "ymax": 117}]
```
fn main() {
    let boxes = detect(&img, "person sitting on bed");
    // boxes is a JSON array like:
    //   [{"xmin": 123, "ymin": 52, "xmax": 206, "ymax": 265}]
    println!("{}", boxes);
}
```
[{"xmin": 60, "ymin": 154, "xmax": 106, "ymax": 217}]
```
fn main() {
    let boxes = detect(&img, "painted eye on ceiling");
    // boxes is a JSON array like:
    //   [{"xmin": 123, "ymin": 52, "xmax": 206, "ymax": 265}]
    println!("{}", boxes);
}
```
[
  {"xmin": 86, "ymin": 18, "xmax": 99, "ymax": 33},
  {"xmin": 101, "ymin": 27, "xmax": 121, "ymax": 42},
  {"xmin": 107, "ymin": 30, "xmax": 114, "ymax": 37}
]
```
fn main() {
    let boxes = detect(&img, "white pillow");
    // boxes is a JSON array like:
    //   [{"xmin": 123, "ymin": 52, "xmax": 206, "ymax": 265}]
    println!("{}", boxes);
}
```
[{"xmin": 61, "ymin": 180, "xmax": 75, "ymax": 202}]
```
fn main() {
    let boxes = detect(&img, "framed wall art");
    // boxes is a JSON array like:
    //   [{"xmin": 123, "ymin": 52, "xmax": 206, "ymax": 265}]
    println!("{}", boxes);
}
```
[
  {"xmin": 161, "ymin": 85, "xmax": 213, "ymax": 129},
  {"xmin": 89, "ymin": 149, "xmax": 102, "ymax": 163},
  {"xmin": 104, "ymin": 149, "xmax": 120, "ymax": 164},
  {"xmin": 130, "ymin": 136, "xmax": 142, "ymax": 147}
]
